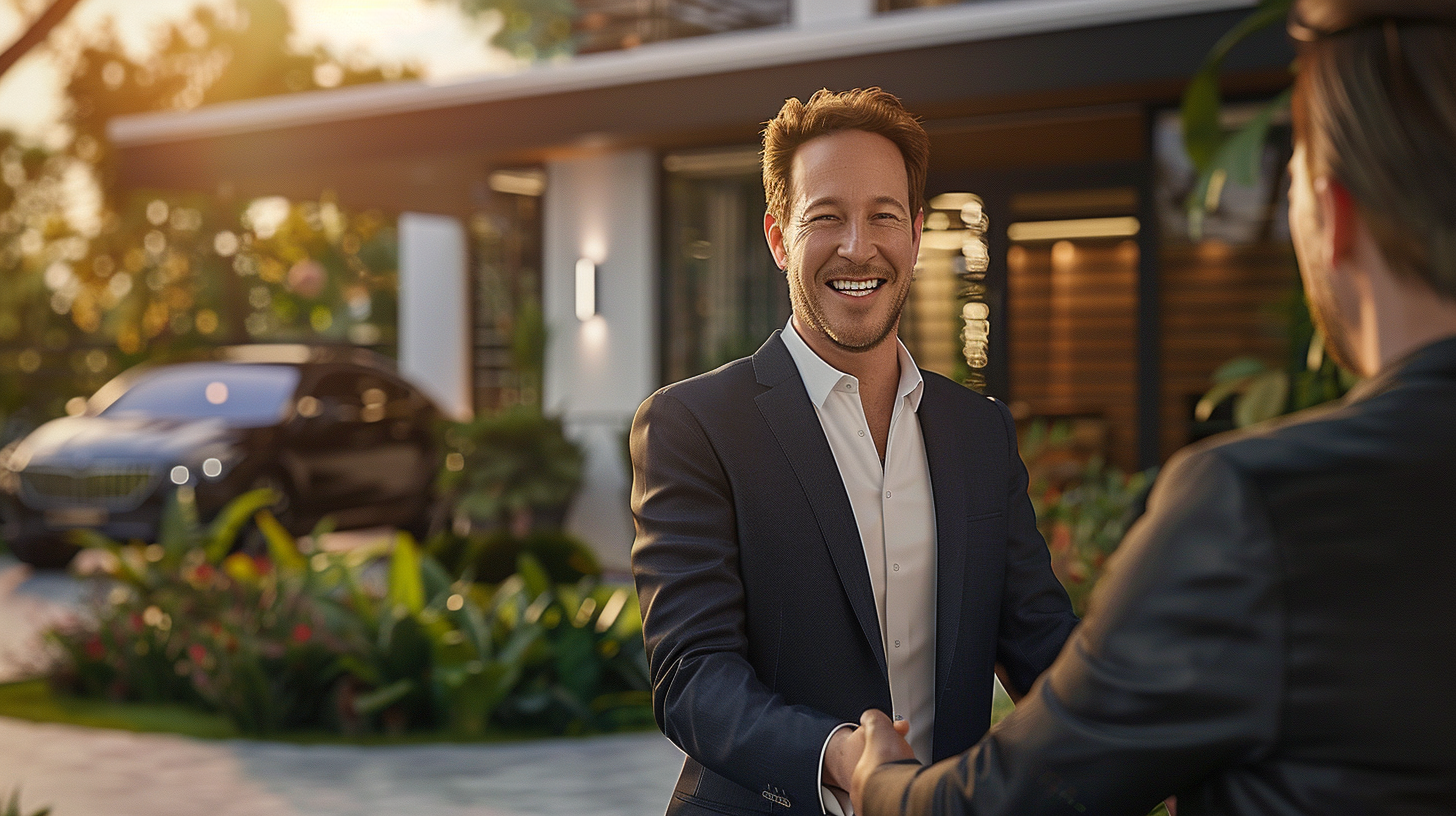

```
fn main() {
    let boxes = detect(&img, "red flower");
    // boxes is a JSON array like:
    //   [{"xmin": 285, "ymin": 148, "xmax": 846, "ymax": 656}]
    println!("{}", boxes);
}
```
[
  {"xmin": 129, "ymin": 613, "xmax": 144, "ymax": 632},
  {"xmin": 193, "ymin": 563, "xmax": 216, "ymax": 583},
  {"xmin": 291, "ymin": 623, "xmax": 312, "ymax": 644},
  {"xmin": 188, "ymin": 644, "xmax": 208, "ymax": 664},
  {"xmin": 84, "ymin": 637, "xmax": 105, "ymax": 661}
]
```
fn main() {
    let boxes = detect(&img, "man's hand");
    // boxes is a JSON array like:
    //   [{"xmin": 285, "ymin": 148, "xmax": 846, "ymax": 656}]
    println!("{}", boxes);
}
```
[{"xmin": 849, "ymin": 709, "xmax": 916, "ymax": 813}]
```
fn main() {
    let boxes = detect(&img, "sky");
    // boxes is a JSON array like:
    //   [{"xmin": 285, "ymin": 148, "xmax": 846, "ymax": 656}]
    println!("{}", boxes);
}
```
[{"xmin": 0, "ymin": 0, "xmax": 516, "ymax": 146}]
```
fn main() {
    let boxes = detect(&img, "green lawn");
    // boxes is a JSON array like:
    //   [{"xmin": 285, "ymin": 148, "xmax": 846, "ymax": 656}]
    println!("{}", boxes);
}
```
[{"xmin": 0, "ymin": 680, "xmax": 237, "ymax": 739}]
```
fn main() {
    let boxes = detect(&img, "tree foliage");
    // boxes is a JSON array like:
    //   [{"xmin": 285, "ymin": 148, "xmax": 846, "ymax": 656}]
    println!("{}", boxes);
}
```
[
  {"xmin": 440, "ymin": 0, "xmax": 577, "ymax": 61},
  {"xmin": 1, "ymin": 0, "xmax": 416, "ymax": 428}
]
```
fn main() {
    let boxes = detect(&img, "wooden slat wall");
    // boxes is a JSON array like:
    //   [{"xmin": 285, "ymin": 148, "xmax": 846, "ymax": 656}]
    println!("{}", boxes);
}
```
[
  {"xmin": 1008, "ymin": 240, "xmax": 1141, "ymax": 471},
  {"xmin": 1002, "ymin": 239, "xmax": 1295, "ymax": 471},
  {"xmin": 1159, "ymin": 241, "xmax": 1296, "ymax": 460}
]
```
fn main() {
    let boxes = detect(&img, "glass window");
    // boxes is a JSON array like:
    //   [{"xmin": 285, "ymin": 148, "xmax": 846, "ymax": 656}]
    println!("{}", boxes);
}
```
[
  {"xmin": 473, "ymin": 167, "xmax": 545, "ymax": 412},
  {"xmin": 661, "ymin": 147, "xmax": 788, "ymax": 385},
  {"xmin": 576, "ymin": 0, "xmax": 790, "ymax": 54},
  {"xmin": 103, "ymin": 363, "xmax": 299, "ymax": 425}
]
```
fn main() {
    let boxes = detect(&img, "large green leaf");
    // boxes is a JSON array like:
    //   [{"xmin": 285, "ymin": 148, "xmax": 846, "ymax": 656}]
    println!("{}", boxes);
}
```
[
  {"xmin": 1212, "ymin": 356, "xmax": 1270, "ymax": 382},
  {"xmin": 387, "ymin": 532, "xmax": 426, "ymax": 616},
  {"xmin": 156, "ymin": 487, "xmax": 201, "ymax": 558},
  {"xmin": 352, "ymin": 678, "xmax": 414, "ymax": 715},
  {"xmin": 203, "ymin": 488, "xmax": 276, "ymax": 563},
  {"xmin": 1181, "ymin": 0, "xmax": 1292, "ymax": 173},
  {"xmin": 1235, "ymin": 370, "xmax": 1291, "ymax": 427},
  {"xmin": 256, "ymin": 509, "xmax": 307, "ymax": 576}
]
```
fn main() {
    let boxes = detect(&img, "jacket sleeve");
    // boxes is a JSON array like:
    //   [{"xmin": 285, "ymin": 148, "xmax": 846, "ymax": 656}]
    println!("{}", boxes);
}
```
[
  {"xmin": 992, "ymin": 398, "xmax": 1078, "ymax": 695},
  {"xmin": 630, "ymin": 389, "xmax": 844, "ymax": 810},
  {"xmin": 863, "ymin": 446, "xmax": 1284, "ymax": 816}
]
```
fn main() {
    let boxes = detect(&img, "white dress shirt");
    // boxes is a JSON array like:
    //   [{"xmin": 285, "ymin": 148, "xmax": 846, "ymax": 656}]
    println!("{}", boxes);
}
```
[{"xmin": 781, "ymin": 321, "xmax": 938, "ymax": 815}]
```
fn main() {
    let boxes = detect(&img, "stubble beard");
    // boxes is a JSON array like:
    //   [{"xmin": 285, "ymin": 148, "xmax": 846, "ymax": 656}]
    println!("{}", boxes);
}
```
[{"xmin": 788, "ymin": 260, "xmax": 910, "ymax": 352}]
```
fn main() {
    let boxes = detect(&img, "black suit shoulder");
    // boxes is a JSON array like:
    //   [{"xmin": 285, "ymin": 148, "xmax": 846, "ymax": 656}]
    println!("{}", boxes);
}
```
[{"xmin": 1167, "ymin": 369, "xmax": 1456, "ymax": 489}]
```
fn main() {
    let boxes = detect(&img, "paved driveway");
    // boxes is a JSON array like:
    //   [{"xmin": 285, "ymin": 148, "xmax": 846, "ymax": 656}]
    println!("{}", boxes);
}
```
[{"xmin": 0, "ymin": 555, "xmax": 683, "ymax": 816}]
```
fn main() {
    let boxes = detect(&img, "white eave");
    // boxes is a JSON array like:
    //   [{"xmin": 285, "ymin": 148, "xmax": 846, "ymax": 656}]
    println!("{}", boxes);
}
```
[{"xmin": 109, "ymin": 0, "xmax": 1254, "ymax": 147}]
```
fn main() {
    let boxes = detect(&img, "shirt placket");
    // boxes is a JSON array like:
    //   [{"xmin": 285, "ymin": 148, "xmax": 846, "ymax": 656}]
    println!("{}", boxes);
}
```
[{"xmin": 881, "ymin": 396, "xmax": 911, "ymax": 725}]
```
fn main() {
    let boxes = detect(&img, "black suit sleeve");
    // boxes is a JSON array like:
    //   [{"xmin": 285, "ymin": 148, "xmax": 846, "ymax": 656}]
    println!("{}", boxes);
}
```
[
  {"xmin": 991, "ymin": 398, "xmax": 1079, "ymax": 695},
  {"xmin": 863, "ymin": 446, "xmax": 1284, "ymax": 815},
  {"xmin": 630, "ymin": 390, "xmax": 844, "ymax": 809}
]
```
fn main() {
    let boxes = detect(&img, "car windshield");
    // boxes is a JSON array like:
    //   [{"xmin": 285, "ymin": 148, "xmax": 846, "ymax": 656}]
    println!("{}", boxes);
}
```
[{"xmin": 102, "ymin": 364, "xmax": 300, "ymax": 425}]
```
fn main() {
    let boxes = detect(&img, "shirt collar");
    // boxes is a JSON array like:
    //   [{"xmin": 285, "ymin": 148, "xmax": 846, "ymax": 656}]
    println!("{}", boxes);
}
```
[{"xmin": 781, "ymin": 318, "xmax": 924, "ymax": 412}]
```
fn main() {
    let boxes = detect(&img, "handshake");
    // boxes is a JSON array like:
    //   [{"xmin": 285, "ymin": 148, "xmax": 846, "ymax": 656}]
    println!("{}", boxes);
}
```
[{"xmin": 823, "ymin": 710, "xmax": 918, "ymax": 814}]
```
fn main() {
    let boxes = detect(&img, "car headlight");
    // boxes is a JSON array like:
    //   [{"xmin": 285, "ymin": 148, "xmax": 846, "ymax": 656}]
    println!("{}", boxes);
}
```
[{"xmin": 191, "ymin": 446, "xmax": 241, "ymax": 482}]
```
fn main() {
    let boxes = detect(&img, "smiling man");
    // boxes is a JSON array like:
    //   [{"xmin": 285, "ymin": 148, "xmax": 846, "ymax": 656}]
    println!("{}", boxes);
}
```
[{"xmin": 630, "ymin": 88, "xmax": 1076, "ymax": 816}]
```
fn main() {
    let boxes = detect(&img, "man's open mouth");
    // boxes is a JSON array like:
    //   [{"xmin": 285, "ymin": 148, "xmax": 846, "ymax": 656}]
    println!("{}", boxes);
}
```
[{"xmin": 827, "ymin": 279, "xmax": 885, "ymax": 297}]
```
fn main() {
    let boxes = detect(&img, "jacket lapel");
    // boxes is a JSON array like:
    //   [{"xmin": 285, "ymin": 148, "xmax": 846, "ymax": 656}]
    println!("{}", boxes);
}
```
[
  {"xmin": 752, "ymin": 332, "xmax": 888, "ymax": 675},
  {"xmin": 916, "ymin": 379, "xmax": 970, "ymax": 701}
]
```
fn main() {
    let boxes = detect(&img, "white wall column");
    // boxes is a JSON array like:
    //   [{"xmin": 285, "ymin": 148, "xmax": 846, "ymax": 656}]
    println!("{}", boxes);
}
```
[
  {"xmin": 398, "ymin": 212, "xmax": 472, "ymax": 421},
  {"xmin": 542, "ymin": 149, "xmax": 656, "ymax": 573}
]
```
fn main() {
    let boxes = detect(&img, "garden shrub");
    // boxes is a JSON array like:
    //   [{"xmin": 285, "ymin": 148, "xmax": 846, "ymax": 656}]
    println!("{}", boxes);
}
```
[{"xmin": 43, "ymin": 488, "xmax": 650, "ymax": 738}]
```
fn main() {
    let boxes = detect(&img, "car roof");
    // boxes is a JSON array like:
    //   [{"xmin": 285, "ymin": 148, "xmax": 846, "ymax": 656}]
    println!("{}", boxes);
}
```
[{"xmin": 87, "ymin": 344, "xmax": 423, "ymax": 415}]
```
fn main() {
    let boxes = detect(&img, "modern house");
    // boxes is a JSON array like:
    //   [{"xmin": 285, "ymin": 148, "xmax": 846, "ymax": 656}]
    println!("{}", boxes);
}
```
[{"xmin": 108, "ymin": 0, "xmax": 1295, "ymax": 570}]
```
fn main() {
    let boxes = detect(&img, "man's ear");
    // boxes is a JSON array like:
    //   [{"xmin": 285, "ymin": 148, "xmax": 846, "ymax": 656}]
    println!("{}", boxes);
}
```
[
  {"xmin": 912, "ymin": 208, "xmax": 924, "ymax": 256},
  {"xmin": 764, "ymin": 211, "xmax": 788, "ymax": 270},
  {"xmin": 1315, "ymin": 175, "xmax": 1360, "ymax": 268}
]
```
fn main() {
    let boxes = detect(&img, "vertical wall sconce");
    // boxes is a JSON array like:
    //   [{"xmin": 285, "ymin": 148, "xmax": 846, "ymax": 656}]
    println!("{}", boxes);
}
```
[
  {"xmin": 575, "ymin": 257, "xmax": 597, "ymax": 321},
  {"xmin": 959, "ymin": 194, "xmax": 991, "ymax": 391}
]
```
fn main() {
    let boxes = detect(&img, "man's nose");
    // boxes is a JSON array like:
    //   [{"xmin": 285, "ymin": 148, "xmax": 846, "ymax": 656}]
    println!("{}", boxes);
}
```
[{"xmin": 838, "ymin": 221, "xmax": 877, "ymax": 265}]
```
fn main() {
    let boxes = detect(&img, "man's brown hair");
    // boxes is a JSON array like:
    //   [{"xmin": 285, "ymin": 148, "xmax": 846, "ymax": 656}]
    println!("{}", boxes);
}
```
[
  {"xmin": 761, "ymin": 87, "xmax": 930, "ymax": 223},
  {"xmin": 1291, "ymin": 1, "xmax": 1456, "ymax": 297}
]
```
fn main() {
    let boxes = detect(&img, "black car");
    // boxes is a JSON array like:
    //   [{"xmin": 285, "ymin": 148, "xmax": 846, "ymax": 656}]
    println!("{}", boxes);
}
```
[{"xmin": 0, "ymin": 345, "xmax": 440, "ymax": 567}]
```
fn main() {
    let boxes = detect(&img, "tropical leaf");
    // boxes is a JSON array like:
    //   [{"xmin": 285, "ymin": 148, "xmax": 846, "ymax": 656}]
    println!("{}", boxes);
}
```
[
  {"xmin": 387, "ymin": 532, "xmax": 426, "ymax": 616},
  {"xmin": 1212, "ymin": 356, "xmax": 1270, "ymax": 382},
  {"xmin": 1195, "ymin": 375, "xmax": 1252, "ymax": 422},
  {"xmin": 352, "ymin": 678, "xmax": 414, "ymax": 715},
  {"xmin": 203, "ymin": 488, "xmax": 276, "ymax": 562},
  {"xmin": 1235, "ymin": 370, "xmax": 1291, "ymax": 427},
  {"xmin": 515, "ymin": 552, "xmax": 551, "ymax": 599},
  {"xmin": 255, "ymin": 509, "xmax": 307, "ymax": 575},
  {"xmin": 1181, "ymin": 0, "xmax": 1293, "ymax": 173},
  {"xmin": 1180, "ymin": 0, "xmax": 1293, "ymax": 235},
  {"xmin": 156, "ymin": 487, "xmax": 201, "ymax": 558}
]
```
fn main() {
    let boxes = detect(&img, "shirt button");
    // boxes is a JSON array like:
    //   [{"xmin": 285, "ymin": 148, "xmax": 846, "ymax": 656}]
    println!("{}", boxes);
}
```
[
  {"xmin": 858, "ymin": 430, "xmax": 865, "ymax": 437},
  {"xmin": 893, "ymin": 563, "xmax": 900, "ymax": 572},
  {"xmin": 885, "ymin": 490, "xmax": 892, "ymax": 499},
  {"xmin": 894, "ymin": 640, "xmax": 901, "ymax": 648}
]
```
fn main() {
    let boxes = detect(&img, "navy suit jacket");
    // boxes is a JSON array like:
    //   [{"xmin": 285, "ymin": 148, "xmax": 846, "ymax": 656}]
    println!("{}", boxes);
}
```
[{"xmin": 630, "ymin": 331, "xmax": 1075, "ymax": 815}]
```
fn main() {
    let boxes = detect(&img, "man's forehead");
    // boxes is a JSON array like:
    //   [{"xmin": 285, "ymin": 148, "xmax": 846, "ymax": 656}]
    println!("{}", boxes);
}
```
[{"xmin": 785, "ymin": 130, "xmax": 911, "ymax": 205}]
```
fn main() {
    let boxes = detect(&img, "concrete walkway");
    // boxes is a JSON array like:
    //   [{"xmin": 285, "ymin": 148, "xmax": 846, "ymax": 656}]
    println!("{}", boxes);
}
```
[{"xmin": 0, "ymin": 555, "xmax": 684, "ymax": 816}]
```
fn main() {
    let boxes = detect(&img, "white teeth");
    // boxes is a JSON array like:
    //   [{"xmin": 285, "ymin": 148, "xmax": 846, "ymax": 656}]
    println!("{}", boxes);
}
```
[{"xmin": 829, "ymin": 279, "xmax": 883, "ymax": 297}]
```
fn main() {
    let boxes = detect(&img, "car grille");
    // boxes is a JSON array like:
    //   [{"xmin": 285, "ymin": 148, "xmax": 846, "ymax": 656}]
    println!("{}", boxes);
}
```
[{"xmin": 19, "ymin": 464, "xmax": 159, "ymax": 512}]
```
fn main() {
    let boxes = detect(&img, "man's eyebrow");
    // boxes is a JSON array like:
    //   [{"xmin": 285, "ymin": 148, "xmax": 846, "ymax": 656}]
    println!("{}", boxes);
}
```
[{"xmin": 800, "ymin": 195, "xmax": 908, "ymax": 212}]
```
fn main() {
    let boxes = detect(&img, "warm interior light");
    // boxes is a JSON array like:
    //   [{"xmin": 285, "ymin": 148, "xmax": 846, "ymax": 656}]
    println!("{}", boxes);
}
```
[
  {"xmin": 488, "ymin": 169, "xmax": 546, "ymax": 197},
  {"xmin": 575, "ymin": 258, "xmax": 597, "ymax": 321},
  {"xmin": 1007, "ymin": 217, "xmax": 1140, "ymax": 242}
]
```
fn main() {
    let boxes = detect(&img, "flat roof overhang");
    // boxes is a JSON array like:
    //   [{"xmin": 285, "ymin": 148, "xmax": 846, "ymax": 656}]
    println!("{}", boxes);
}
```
[{"xmin": 109, "ymin": 0, "xmax": 1290, "ymax": 216}]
